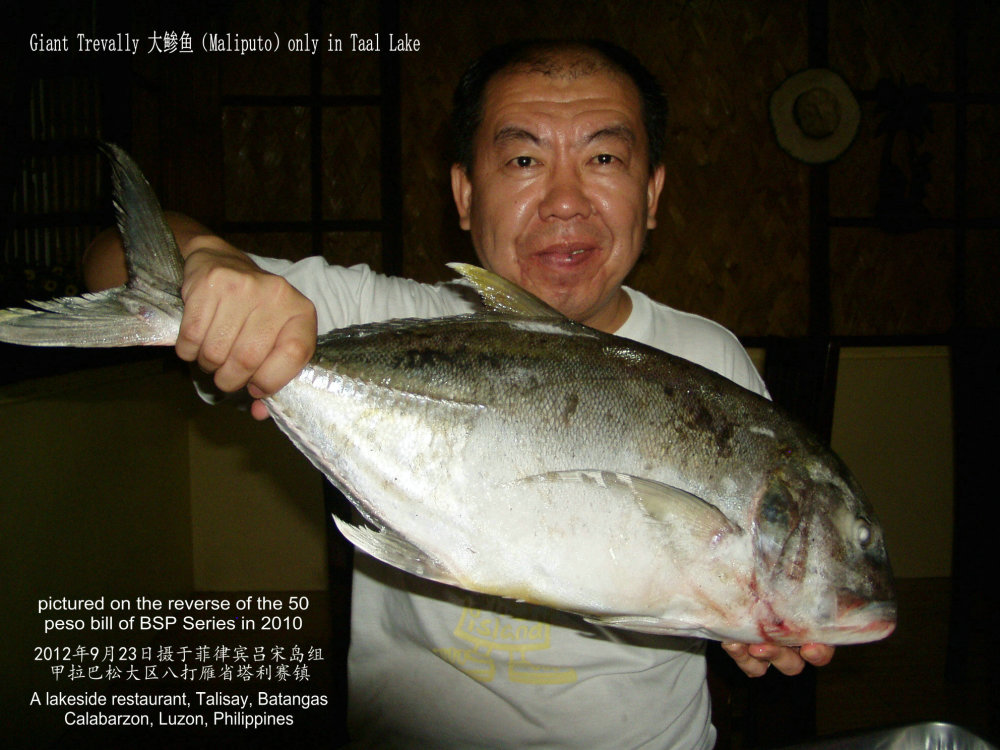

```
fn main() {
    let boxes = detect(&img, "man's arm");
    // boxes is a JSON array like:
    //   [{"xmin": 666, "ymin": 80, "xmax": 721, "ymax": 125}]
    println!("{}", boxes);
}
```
[{"xmin": 82, "ymin": 212, "xmax": 316, "ymax": 417}]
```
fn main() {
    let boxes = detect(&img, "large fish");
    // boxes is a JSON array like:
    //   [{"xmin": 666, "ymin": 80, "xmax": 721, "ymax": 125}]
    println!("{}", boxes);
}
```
[{"xmin": 1, "ymin": 146, "xmax": 895, "ymax": 645}]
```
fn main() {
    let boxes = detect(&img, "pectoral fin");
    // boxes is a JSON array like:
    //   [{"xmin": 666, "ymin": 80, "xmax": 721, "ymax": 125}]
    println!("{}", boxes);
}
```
[
  {"xmin": 584, "ymin": 614, "xmax": 700, "ymax": 635},
  {"xmin": 332, "ymin": 516, "xmax": 460, "ymax": 587},
  {"xmin": 519, "ymin": 470, "xmax": 742, "ymax": 542}
]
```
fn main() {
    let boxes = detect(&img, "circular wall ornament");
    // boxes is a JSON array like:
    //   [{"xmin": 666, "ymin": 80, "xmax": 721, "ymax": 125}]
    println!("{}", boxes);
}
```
[{"xmin": 770, "ymin": 68, "xmax": 861, "ymax": 164}]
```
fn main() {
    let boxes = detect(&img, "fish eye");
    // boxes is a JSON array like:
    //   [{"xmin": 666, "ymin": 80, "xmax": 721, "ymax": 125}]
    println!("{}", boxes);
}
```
[{"xmin": 855, "ymin": 519, "xmax": 872, "ymax": 548}]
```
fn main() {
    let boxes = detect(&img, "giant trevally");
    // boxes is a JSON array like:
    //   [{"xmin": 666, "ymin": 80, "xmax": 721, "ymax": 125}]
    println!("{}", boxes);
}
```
[{"xmin": 0, "ymin": 146, "xmax": 895, "ymax": 645}]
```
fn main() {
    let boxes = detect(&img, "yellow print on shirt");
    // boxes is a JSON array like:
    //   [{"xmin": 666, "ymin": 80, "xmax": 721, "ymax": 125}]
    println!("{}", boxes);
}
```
[{"xmin": 433, "ymin": 608, "xmax": 577, "ymax": 685}]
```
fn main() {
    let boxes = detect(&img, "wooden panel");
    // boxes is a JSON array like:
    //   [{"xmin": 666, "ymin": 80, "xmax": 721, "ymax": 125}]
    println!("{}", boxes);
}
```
[
  {"xmin": 967, "ymin": 0, "xmax": 1000, "ymax": 94},
  {"xmin": 222, "ymin": 106, "xmax": 312, "ymax": 222},
  {"xmin": 830, "ymin": 103, "xmax": 956, "ymax": 221},
  {"xmin": 968, "ymin": 105, "xmax": 1000, "ymax": 219},
  {"xmin": 829, "ymin": 0, "xmax": 955, "ymax": 91},
  {"xmin": 218, "ymin": 0, "xmax": 311, "ymax": 96},
  {"xmin": 831, "ymin": 346, "xmax": 954, "ymax": 578},
  {"xmin": 323, "ymin": 231, "xmax": 383, "ymax": 270},
  {"xmin": 188, "ymin": 398, "xmax": 327, "ymax": 591},
  {"xmin": 320, "ymin": 0, "xmax": 381, "ymax": 95},
  {"xmin": 322, "ymin": 107, "xmax": 381, "ymax": 221},
  {"xmin": 830, "ymin": 228, "xmax": 954, "ymax": 336},
  {"xmin": 965, "ymin": 230, "xmax": 1000, "ymax": 328},
  {"xmin": 0, "ymin": 360, "xmax": 195, "ymax": 747}
]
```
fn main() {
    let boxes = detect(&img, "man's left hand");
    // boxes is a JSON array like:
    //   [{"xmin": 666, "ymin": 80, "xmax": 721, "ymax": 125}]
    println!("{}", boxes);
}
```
[{"xmin": 720, "ymin": 642, "xmax": 835, "ymax": 677}]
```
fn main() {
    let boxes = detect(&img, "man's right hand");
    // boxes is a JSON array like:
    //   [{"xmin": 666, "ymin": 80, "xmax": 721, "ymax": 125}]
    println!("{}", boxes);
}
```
[
  {"xmin": 83, "ymin": 213, "xmax": 317, "ymax": 417},
  {"xmin": 178, "ymin": 241, "xmax": 317, "ymax": 408}
]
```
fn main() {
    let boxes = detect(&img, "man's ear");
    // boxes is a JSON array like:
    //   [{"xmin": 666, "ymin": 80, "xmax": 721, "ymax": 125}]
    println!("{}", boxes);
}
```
[
  {"xmin": 646, "ymin": 164, "xmax": 666, "ymax": 230},
  {"xmin": 451, "ymin": 163, "xmax": 473, "ymax": 231}
]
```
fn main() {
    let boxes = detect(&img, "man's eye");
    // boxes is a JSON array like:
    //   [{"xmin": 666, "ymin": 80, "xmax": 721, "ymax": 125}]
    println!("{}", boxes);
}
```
[
  {"xmin": 594, "ymin": 153, "xmax": 618, "ymax": 165},
  {"xmin": 510, "ymin": 156, "xmax": 536, "ymax": 168}
]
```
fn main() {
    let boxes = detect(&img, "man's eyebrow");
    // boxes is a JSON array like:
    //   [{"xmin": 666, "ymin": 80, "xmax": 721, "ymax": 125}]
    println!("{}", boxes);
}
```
[
  {"xmin": 493, "ymin": 126, "xmax": 542, "ymax": 146},
  {"xmin": 586, "ymin": 124, "xmax": 636, "ymax": 146},
  {"xmin": 491, "ymin": 123, "xmax": 637, "ymax": 149}
]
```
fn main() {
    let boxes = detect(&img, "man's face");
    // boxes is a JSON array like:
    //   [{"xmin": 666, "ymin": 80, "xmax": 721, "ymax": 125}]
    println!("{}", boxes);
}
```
[{"xmin": 451, "ymin": 65, "xmax": 665, "ymax": 332}]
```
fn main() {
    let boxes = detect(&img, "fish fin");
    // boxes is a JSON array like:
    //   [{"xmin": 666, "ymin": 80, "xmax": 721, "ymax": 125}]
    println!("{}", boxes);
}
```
[
  {"xmin": 0, "ymin": 144, "xmax": 183, "ymax": 348},
  {"xmin": 521, "ymin": 470, "xmax": 742, "ymax": 541},
  {"xmin": 584, "ymin": 615, "xmax": 730, "ymax": 641},
  {"xmin": 447, "ymin": 263, "xmax": 564, "ymax": 319},
  {"xmin": 0, "ymin": 288, "xmax": 181, "ymax": 347},
  {"xmin": 583, "ymin": 614, "xmax": 705, "ymax": 636},
  {"xmin": 104, "ymin": 143, "xmax": 185, "ymax": 294},
  {"xmin": 332, "ymin": 516, "xmax": 461, "ymax": 587}
]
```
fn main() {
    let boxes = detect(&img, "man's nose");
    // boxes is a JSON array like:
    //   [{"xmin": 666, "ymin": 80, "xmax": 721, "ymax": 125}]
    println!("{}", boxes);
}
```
[{"xmin": 538, "ymin": 164, "xmax": 592, "ymax": 221}]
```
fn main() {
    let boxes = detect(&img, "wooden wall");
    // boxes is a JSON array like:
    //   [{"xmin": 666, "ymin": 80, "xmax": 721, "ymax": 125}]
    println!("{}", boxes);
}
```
[
  {"xmin": 6, "ymin": 1, "xmax": 997, "ymax": 338},
  {"xmin": 113, "ymin": 0, "xmax": 1000, "ymax": 340}
]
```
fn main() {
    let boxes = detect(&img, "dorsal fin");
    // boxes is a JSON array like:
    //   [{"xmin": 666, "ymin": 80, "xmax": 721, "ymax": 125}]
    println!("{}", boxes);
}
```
[{"xmin": 447, "ymin": 263, "xmax": 564, "ymax": 320}]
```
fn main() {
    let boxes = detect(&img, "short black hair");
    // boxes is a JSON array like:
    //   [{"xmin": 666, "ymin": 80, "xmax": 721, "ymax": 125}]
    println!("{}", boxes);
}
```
[{"xmin": 451, "ymin": 39, "xmax": 668, "ymax": 172}]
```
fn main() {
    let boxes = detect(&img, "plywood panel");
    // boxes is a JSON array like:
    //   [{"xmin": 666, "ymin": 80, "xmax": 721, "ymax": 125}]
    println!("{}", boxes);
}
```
[
  {"xmin": 187, "ymin": 394, "xmax": 327, "ymax": 591},
  {"xmin": 0, "ymin": 359, "xmax": 195, "ymax": 748},
  {"xmin": 831, "ymin": 347, "xmax": 954, "ymax": 578}
]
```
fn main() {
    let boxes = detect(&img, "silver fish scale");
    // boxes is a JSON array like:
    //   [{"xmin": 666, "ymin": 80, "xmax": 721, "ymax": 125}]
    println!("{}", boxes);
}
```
[
  {"xmin": 304, "ymin": 312, "xmax": 815, "ymax": 516},
  {"xmin": 267, "ymin": 311, "xmax": 893, "ymax": 642}
]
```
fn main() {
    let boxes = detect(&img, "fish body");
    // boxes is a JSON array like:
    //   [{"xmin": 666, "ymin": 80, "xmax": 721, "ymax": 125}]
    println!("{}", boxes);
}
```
[{"xmin": 0, "ymin": 146, "xmax": 895, "ymax": 645}]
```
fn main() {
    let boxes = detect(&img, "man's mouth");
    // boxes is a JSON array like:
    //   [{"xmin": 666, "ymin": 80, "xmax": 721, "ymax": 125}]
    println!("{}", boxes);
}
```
[{"xmin": 533, "ymin": 243, "xmax": 598, "ymax": 268}]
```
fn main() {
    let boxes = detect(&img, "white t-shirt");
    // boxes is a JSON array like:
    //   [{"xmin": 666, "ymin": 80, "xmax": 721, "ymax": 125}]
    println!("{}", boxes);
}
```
[{"xmin": 254, "ymin": 257, "xmax": 768, "ymax": 750}]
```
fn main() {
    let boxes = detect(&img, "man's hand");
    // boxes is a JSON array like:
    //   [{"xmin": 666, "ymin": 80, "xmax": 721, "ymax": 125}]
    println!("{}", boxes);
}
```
[
  {"xmin": 178, "ymin": 243, "xmax": 317, "ymax": 412},
  {"xmin": 720, "ymin": 642, "xmax": 835, "ymax": 677},
  {"xmin": 83, "ymin": 213, "xmax": 317, "ymax": 418}
]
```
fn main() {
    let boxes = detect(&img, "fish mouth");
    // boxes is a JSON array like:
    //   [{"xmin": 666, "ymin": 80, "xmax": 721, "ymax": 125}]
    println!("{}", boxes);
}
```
[
  {"xmin": 828, "ymin": 592, "xmax": 897, "ymax": 643},
  {"xmin": 837, "ymin": 589, "xmax": 896, "ymax": 618},
  {"xmin": 826, "ymin": 616, "xmax": 897, "ymax": 644}
]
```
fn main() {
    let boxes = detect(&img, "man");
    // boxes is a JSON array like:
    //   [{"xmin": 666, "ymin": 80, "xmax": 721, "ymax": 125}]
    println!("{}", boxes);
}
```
[{"xmin": 85, "ymin": 39, "xmax": 833, "ymax": 748}]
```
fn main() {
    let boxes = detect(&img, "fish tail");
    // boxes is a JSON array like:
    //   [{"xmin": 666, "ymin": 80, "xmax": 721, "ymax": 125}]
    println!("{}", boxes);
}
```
[{"xmin": 0, "ymin": 144, "xmax": 184, "ymax": 348}]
